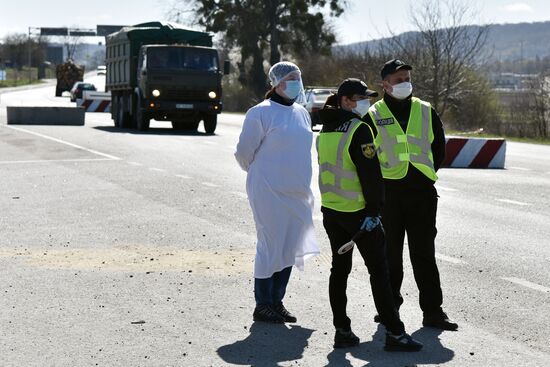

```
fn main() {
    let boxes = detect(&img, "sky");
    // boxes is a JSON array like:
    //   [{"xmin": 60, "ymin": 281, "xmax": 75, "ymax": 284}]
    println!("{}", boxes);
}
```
[{"xmin": 1, "ymin": 0, "xmax": 550, "ymax": 45}]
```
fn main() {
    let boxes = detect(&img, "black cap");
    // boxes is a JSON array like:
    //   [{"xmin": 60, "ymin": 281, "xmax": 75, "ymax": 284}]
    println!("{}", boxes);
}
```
[
  {"xmin": 381, "ymin": 59, "xmax": 413, "ymax": 79},
  {"xmin": 337, "ymin": 78, "xmax": 378, "ymax": 98}
]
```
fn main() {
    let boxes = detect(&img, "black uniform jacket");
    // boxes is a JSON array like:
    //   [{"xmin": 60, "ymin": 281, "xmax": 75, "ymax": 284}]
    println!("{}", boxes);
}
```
[
  {"xmin": 318, "ymin": 107, "xmax": 384, "ymax": 217},
  {"xmin": 363, "ymin": 93, "xmax": 446, "ymax": 190},
  {"xmin": 270, "ymin": 90, "xmax": 294, "ymax": 106}
]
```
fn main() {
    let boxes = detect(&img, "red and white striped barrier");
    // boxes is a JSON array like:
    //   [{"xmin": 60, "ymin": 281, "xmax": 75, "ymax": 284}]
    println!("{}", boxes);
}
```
[
  {"xmin": 77, "ymin": 91, "xmax": 111, "ymax": 112},
  {"xmin": 442, "ymin": 137, "xmax": 506, "ymax": 168}
]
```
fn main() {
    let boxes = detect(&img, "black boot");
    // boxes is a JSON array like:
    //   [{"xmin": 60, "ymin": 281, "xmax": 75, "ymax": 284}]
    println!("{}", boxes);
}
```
[
  {"xmin": 334, "ymin": 328, "xmax": 360, "ymax": 348},
  {"xmin": 273, "ymin": 303, "xmax": 297, "ymax": 323},
  {"xmin": 253, "ymin": 305, "xmax": 284, "ymax": 323},
  {"xmin": 384, "ymin": 332, "xmax": 423, "ymax": 352},
  {"xmin": 423, "ymin": 311, "xmax": 458, "ymax": 331}
]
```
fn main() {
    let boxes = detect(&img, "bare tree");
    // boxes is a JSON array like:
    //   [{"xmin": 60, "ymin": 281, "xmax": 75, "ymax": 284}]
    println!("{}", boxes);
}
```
[
  {"xmin": 0, "ymin": 33, "xmax": 47, "ymax": 70},
  {"xmin": 525, "ymin": 74, "xmax": 550, "ymax": 138},
  {"xmin": 490, "ymin": 73, "xmax": 550, "ymax": 139},
  {"xmin": 164, "ymin": 0, "xmax": 196, "ymax": 26},
  {"xmin": 382, "ymin": 0, "xmax": 489, "ymax": 116},
  {"xmin": 62, "ymin": 34, "xmax": 82, "ymax": 61},
  {"xmin": 298, "ymin": 46, "xmax": 392, "ymax": 90},
  {"xmin": 168, "ymin": 0, "xmax": 345, "ymax": 99}
]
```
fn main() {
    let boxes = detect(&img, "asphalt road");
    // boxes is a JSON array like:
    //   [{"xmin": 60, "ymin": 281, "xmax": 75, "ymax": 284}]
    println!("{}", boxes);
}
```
[{"xmin": 0, "ymin": 79, "xmax": 549, "ymax": 366}]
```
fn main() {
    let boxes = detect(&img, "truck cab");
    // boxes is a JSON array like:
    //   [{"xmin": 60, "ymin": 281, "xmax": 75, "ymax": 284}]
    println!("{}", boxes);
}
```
[{"xmin": 136, "ymin": 45, "xmax": 224, "ymax": 132}]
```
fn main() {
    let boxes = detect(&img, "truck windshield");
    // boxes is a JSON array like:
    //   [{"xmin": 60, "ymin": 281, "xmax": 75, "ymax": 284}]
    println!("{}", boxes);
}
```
[{"xmin": 147, "ymin": 48, "xmax": 218, "ymax": 72}]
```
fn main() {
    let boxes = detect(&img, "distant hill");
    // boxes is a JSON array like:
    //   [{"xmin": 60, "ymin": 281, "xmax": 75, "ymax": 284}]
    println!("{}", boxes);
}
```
[
  {"xmin": 339, "ymin": 21, "xmax": 550, "ymax": 62},
  {"xmin": 487, "ymin": 22, "xmax": 550, "ymax": 60}
]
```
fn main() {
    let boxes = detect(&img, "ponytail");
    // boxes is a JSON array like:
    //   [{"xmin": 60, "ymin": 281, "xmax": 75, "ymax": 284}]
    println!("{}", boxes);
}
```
[
  {"xmin": 264, "ymin": 87, "xmax": 276, "ymax": 99},
  {"xmin": 324, "ymin": 93, "xmax": 339, "ymax": 109}
]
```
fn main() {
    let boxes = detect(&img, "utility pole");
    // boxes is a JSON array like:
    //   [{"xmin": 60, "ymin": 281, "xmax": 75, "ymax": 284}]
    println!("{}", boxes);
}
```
[
  {"xmin": 520, "ymin": 40, "xmax": 524, "ymax": 64},
  {"xmin": 28, "ymin": 27, "xmax": 32, "ymax": 83},
  {"xmin": 27, "ymin": 27, "xmax": 41, "ymax": 83}
]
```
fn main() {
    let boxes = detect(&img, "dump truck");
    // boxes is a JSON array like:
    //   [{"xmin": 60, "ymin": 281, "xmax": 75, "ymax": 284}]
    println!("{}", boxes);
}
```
[
  {"xmin": 55, "ymin": 60, "xmax": 84, "ymax": 97},
  {"xmin": 105, "ymin": 21, "xmax": 229, "ymax": 132}
]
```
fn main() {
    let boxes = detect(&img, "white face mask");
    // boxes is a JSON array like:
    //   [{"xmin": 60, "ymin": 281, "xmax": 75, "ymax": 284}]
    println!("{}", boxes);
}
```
[
  {"xmin": 390, "ymin": 82, "xmax": 413, "ymax": 100},
  {"xmin": 352, "ymin": 98, "xmax": 371, "ymax": 117}
]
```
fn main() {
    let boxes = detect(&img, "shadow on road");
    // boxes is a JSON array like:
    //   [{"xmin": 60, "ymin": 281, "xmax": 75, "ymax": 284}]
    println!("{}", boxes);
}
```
[
  {"xmin": 217, "ymin": 322, "xmax": 314, "ymax": 366},
  {"xmin": 93, "ymin": 126, "xmax": 216, "ymax": 136},
  {"xmin": 325, "ymin": 325, "xmax": 455, "ymax": 366}
]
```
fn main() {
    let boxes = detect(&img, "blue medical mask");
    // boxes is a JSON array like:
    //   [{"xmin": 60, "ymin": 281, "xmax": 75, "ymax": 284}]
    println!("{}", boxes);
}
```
[{"xmin": 283, "ymin": 80, "xmax": 302, "ymax": 100}]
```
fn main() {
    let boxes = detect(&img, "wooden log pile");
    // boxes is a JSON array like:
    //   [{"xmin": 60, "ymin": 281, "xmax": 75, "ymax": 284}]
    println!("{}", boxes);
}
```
[{"xmin": 55, "ymin": 60, "xmax": 84, "ymax": 95}]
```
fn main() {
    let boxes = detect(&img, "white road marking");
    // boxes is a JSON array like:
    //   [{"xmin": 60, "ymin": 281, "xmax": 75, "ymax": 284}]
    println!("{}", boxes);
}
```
[
  {"xmin": 508, "ymin": 166, "xmax": 531, "ymax": 171},
  {"xmin": 5, "ymin": 125, "xmax": 121, "ymax": 160},
  {"xmin": 202, "ymin": 182, "xmax": 219, "ymax": 188},
  {"xmin": 501, "ymin": 277, "xmax": 550, "ymax": 293},
  {"xmin": 175, "ymin": 174, "xmax": 191, "ymax": 179},
  {"xmin": 495, "ymin": 198, "xmax": 531, "ymax": 206},
  {"xmin": 149, "ymin": 168, "xmax": 165, "ymax": 173},
  {"xmin": 435, "ymin": 253, "xmax": 468, "ymax": 265},
  {"xmin": 0, "ymin": 158, "xmax": 116, "ymax": 164},
  {"xmin": 231, "ymin": 191, "xmax": 248, "ymax": 199},
  {"xmin": 436, "ymin": 185, "xmax": 459, "ymax": 192},
  {"xmin": 128, "ymin": 161, "xmax": 142, "ymax": 166}
]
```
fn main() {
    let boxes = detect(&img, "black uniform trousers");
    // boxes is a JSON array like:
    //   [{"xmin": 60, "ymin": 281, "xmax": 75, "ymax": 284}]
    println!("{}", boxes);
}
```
[
  {"xmin": 382, "ymin": 185, "xmax": 444, "ymax": 315},
  {"xmin": 323, "ymin": 209, "xmax": 405, "ymax": 335}
]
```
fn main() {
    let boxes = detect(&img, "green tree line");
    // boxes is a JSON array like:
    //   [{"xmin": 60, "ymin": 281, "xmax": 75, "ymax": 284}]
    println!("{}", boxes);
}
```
[{"xmin": 0, "ymin": 34, "xmax": 47, "ymax": 69}]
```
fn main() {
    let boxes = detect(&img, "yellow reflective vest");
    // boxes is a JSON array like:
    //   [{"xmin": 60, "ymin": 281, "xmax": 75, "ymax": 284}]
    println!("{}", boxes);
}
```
[
  {"xmin": 367, "ymin": 97, "xmax": 437, "ymax": 181},
  {"xmin": 317, "ymin": 118, "xmax": 373, "ymax": 212}
]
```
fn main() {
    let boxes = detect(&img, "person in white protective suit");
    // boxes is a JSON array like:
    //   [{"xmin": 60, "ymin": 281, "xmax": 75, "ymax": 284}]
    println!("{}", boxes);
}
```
[{"xmin": 235, "ymin": 61, "xmax": 320, "ymax": 324}]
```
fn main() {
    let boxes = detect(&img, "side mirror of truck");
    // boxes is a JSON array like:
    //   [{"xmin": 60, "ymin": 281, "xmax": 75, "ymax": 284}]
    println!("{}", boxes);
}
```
[{"xmin": 223, "ymin": 60, "xmax": 230, "ymax": 75}]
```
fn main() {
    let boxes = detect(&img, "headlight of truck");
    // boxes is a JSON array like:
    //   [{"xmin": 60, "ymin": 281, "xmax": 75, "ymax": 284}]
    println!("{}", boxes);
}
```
[
  {"xmin": 152, "ymin": 89, "xmax": 161, "ymax": 97},
  {"xmin": 208, "ymin": 91, "xmax": 217, "ymax": 99}
]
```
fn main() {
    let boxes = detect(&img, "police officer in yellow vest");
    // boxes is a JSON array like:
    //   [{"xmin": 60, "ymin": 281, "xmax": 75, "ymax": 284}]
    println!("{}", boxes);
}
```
[
  {"xmin": 364, "ymin": 59, "xmax": 458, "ymax": 331},
  {"xmin": 317, "ymin": 78, "xmax": 422, "ymax": 351}
]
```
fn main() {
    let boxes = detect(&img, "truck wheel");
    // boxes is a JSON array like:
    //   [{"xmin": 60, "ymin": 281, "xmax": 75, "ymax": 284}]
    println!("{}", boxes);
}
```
[
  {"xmin": 203, "ymin": 114, "xmax": 217, "ymax": 134},
  {"xmin": 129, "ymin": 94, "xmax": 137, "ymax": 129},
  {"xmin": 118, "ymin": 98, "xmax": 131, "ymax": 128},
  {"xmin": 136, "ymin": 108, "xmax": 150, "ymax": 131},
  {"xmin": 113, "ymin": 96, "xmax": 121, "ymax": 127},
  {"xmin": 118, "ymin": 95, "xmax": 131, "ymax": 128}
]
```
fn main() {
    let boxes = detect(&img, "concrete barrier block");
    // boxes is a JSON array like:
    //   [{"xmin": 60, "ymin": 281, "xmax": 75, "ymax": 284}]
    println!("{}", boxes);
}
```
[
  {"xmin": 77, "ymin": 99, "xmax": 111, "ymax": 112},
  {"xmin": 6, "ymin": 106, "xmax": 85, "ymax": 126},
  {"xmin": 82, "ymin": 91, "xmax": 111, "ymax": 100},
  {"xmin": 443, "ymin": 137, "xmax": 506, "ymax": 169},
  {"xmin": 77, "ymin": 91, "xmax": 111, "ymax": 112}
]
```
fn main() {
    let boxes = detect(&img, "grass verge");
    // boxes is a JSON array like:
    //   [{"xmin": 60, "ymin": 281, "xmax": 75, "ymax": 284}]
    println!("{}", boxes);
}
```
[
  {"xmin": 0, "ymin": 79, "xmax": 44, "ymax": 88},
  {"xmin": 447, "ymin": 129, "xmax": 550, "ymax": 145}
]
